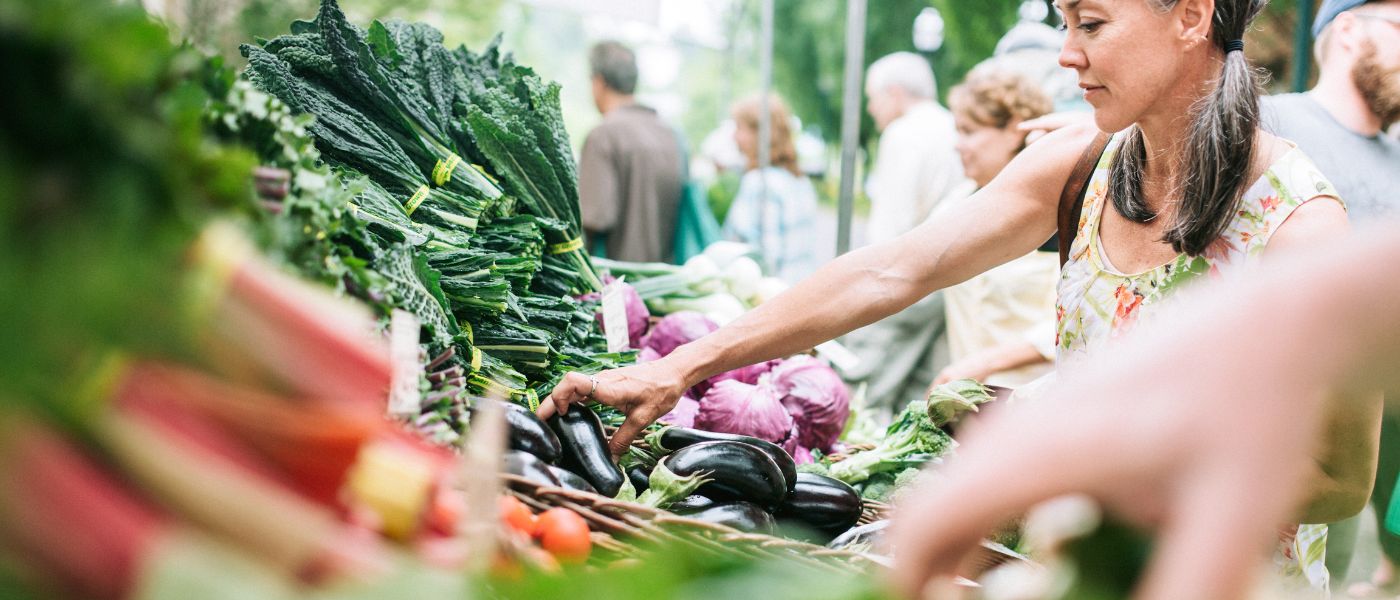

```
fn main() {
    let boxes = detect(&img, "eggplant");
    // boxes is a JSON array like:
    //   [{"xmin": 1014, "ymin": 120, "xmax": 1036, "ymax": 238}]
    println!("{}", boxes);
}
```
[
  {"xmin": 667, "ymin": 495, "xmax": 714, "ymax": 512},
  {"xmin": 651, "ymin": 427, "xmax": 797, "ymax": 493},
  {"xmin": 662, "ymin": 441, "xmax": 787, "ymax": 507},
  {"xmin": 503, "ymin": 450, "xmax": 561, "ymax": 490},
  {"xmin": 468, "ymin": 401, "xmax": 563, "ymax": 463},
  {"xmin": 547, "ymin": 408, "xmax": 625, "ymax": 497},
  {"xmin": 502, "ymin": 401, "xmax": 563, "ymax": 463},
  {"xmin": 626, "ymin": 464, "xmax": 651, "ymax": 494},
  {"xmin": 775, "ymin": 473, "xmax": 863, "ymax": 542},
  {"xmin": 675, "ymin": 501, "xmax": 776, "ymax": 534},
  {"xmin": 547, "ymin": 465, "xmax": 598, "ymax": 494}
]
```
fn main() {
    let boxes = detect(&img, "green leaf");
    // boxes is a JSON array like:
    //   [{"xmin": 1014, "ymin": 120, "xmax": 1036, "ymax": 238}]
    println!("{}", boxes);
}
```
[{"xmin": 366, "ymin": 20, "xmax": 401, "ymax": 63}]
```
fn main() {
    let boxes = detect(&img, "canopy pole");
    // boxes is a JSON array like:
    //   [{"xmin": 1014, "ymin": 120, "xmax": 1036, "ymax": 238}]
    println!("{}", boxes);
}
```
[
  {"xmin": 835, "ymin": 0, "xmax": 867, "ymax": 256},
  {"xmin": 757, "ymin": 0, "xmax": 774, "ymax": 254},
  {"xmin": 1293, "ymin": 0, "xmax": 1315, "ymax": 92}
]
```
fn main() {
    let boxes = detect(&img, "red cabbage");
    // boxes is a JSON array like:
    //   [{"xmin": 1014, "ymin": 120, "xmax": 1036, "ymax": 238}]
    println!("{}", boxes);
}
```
[
  {"xmin": 768, "ymin": 356, "xmax": 850, "ymax": 453},
  {"xmin": 695, "ymin": 380, "xmax": 794, "ymax": 446},
  {"xmin": 658, "ymin": 396, "xmax": 700, "ymax": 428},
  {"xmin": 641, "ymin": 311, "xmax": 718, "ymax": 357},
  {"xmin": 792, "ymin": 445, "xmax": 814, "ymax": 465},
  {"xmin": 693, "ymin": 359, "xmax": 781, "ymax": 399}
]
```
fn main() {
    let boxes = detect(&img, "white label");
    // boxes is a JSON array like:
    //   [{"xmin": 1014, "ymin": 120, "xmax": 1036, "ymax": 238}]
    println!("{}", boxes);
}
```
[
  {"xmin": 601, "ymin": 278, "xmax": 630, "ymax": 353},
  {"xmin": 816, "ymin": 340, "xmax": 861, "ymax": 374},
  {"xmin": 387, "ymin": 310, "xmax": 423, "ymax": 418}
]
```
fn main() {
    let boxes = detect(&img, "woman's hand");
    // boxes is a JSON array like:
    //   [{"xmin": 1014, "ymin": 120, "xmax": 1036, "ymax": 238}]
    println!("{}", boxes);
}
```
[
  {"xmin": 931, "ymin": 359, "xmax": 993, "ymax": 388},
  {"xmin": 539, "ymin": 359, "xmax": 689, "ymax": 457}
]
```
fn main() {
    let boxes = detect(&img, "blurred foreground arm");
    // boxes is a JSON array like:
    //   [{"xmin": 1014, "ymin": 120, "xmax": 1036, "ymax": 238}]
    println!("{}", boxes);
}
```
[{"xmin": 890, "ymin": 226, "xmax": 1400, "ymax": 600}]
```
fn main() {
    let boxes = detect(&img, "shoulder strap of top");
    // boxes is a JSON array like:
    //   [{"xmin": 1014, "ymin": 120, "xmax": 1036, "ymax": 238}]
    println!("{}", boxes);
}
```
[{"xmin": 1058, "ymin": 131, "xmax": 1113, "ymax": 268}]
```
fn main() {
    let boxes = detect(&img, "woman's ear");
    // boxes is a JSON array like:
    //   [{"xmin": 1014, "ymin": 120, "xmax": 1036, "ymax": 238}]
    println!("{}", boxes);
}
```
[{"xmin": 1175, "ymin": 0, "xmax": 1216, "ymax": 47}]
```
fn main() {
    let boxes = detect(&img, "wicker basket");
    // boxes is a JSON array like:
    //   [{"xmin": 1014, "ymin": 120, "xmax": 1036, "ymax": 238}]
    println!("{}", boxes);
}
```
[{"xmin": 503, "ymin": 474, "xmax": 1025, "ymax": 578}]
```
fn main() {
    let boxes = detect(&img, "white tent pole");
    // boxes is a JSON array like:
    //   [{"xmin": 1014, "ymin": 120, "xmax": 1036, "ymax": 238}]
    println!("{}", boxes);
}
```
[
  {"xmin": 756, "ymin": 0, "xmax": 774, "ymax": 256},
  {"xmin": 835, "ymin": 0, "xmax": 867, "ymax": 255}
]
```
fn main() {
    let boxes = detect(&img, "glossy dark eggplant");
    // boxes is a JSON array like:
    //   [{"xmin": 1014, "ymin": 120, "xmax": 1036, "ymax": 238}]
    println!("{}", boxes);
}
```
[
  {"xmin": 775, "ymin": 472, "xmax": 863, "ymax": 542},
  {"xmin": 667, "ymin": 495, "xmax": 714, "ymax": 512},
  {"xmin": 502, "ymin": 402, "xmax": 562, "ymax": 463},
  {"xmin": 675, "ymin": 501, "xmax": 776, "ymax": 533},
  {"xmin": 502, "ymin": 450, "xmax": 561, "ymax": 490},
  {"xmin": 662, "ymin": 441, "xmax": 787, "ymax": 507},
  {"xmin": 547, "ymin": 465, "xmax": 598, "ymax": 494},
  {"xmin": 547, "ymin": 407, "xmax": 625, "ymax": 497},
  {"xmin": 626, "ymin": 464, "xmax": 651, "ymax": 494},
  {"xmin": 652, "ymin": 426, "xmax": 796, "ymax": 492}
]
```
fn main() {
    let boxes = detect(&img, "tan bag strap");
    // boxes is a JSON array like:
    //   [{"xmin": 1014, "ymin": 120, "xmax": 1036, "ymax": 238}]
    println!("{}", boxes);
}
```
[{"xmin": 1057, "ymin": 131, "xmax": 1112, "ymax": 268}]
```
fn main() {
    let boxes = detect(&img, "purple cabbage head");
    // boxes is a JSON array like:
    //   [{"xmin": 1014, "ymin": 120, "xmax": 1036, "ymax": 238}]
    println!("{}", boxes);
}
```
[
  {"xmin": 658, "ymin": 396, "xmax": 701, "ymax": 428},
  {"xmin": 695, "ymin": 380, "xmax": 794, "ymax": 446},
  {"xmin": 641, "ymin": 311, "xmax": 719, "ymax": 357},
  {"xmin": 768, "ymin": 356, "xmax": 850, "ymax": 453},
  {"xmin": 791, "ymin": 445, "xmax": 814, "ymax": 465},
  {"xmin": 693, "ymin": 359, "xmax": 782, "ymax": 400}
]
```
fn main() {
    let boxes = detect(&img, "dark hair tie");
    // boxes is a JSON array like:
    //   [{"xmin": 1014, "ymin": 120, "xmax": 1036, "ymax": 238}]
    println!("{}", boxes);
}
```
[{"xmin": 1225, "ymin": 39, "xmax": 1245, "ymax": 53}]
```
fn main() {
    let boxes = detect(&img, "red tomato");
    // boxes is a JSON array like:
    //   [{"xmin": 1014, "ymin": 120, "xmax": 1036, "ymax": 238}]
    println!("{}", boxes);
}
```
[
  {"xmin": 498, "ymin": 495, "xmax": 537, "ymax": 537},
  {"xmin": 536, "ymin": 508, "xmax": 591, "ymax": 563}
]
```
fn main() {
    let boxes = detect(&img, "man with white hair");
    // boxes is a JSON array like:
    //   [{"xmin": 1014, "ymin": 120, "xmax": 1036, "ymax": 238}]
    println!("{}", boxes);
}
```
[
  {"xmin": 842, "ymin": 52, "xmax": 967, "ymax": 420},
  {"xmin": 862, "ymin": 52, "xmax": 966, "ymax": 242}
]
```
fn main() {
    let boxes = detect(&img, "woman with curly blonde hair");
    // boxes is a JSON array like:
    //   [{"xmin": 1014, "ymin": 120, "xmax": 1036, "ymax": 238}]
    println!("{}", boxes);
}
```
[{"xmin": 934, "ymin": 65, "xmax": 1061, "ymax": 388}]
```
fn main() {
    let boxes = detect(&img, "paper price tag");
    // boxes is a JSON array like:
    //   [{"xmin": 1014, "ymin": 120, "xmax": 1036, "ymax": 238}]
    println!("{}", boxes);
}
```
[
  {"xmin": 601, "ymin": 278, "xmax": 630, "ymax": 353},
  {"xmin": 388, "ymin": 310, "xmax": 423, "ymax": 418},
  {"xmin": 815, "ymin": 340, "xmax": 861, "ymax": 374}
]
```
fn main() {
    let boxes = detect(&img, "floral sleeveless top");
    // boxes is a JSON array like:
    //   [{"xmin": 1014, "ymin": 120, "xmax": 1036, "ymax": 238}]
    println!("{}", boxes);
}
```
[{"xmin": 1055, "ymin": 132, "xmax": 1342, "ymax": 591}]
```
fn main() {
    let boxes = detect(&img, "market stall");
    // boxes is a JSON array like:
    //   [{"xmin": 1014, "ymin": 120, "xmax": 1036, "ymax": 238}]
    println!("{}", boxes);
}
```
[{"xmin": 0, "ymin": 1, "xmax": 1043, "ymax": 598}]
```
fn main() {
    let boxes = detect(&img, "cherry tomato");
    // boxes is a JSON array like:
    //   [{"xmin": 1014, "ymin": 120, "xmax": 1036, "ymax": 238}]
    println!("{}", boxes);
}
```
[
  {"xmin": 498, "ymin": 495, "xmax": 537, "ymax": 537},
  {"xmin": 535, "ymin": 508, "xmax": 591, "ymax": 563}
]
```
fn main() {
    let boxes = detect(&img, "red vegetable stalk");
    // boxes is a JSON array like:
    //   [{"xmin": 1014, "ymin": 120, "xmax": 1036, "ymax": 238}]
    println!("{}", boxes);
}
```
[
  {"xmin": 187, "ymin": 223, "xmax": 392, "ymax": 413},
  {"xmin": 0, "ymin": 417, "xmax": 169, "ymax": 600},
  {"xmin": 96, "ymin": 391, "xmax": 388, "ymax": 583},
  {"xmin": 113, "ymin": 360, "xmax": 381, "ymax": 506}
]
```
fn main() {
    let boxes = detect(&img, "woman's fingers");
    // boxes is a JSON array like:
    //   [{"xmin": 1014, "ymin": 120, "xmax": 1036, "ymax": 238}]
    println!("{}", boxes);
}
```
[
  {"xmin": 540, "ymin": 371, "xmax": 593, "ymax": 418},
  {"xmin": 608, "ymin": 413, "xmax": 653, "ymax": 458}
]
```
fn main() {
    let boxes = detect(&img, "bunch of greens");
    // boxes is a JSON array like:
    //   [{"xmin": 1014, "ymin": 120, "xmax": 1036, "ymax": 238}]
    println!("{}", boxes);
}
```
[
  {"xmin": 228, "ymin": 0, "xmax": 634, "ymax": 433},
  {"xmin": 824, "ymin": 399, "xmax": 954, "ymax": 486}
]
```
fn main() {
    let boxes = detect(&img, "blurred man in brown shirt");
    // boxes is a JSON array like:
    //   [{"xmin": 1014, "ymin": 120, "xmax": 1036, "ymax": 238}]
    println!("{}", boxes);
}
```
[{"xmin": 578, "ymin": 41, "xmax": 683, "ymax": 263}]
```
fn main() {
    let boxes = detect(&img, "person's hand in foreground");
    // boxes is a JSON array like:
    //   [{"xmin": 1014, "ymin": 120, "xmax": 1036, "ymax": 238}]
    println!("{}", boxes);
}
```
[{"xmin": 890, "ymin": 228, "xmax": 1400, "ymax": 600}]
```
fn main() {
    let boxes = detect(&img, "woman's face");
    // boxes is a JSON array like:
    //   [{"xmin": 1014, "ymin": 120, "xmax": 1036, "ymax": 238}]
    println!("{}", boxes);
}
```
[
  {"xmin": 733, "ymin": 121, "xmax": 758, "ymax": 163},
  {"xmin": 954, "ymin": 114, "xmax": 1026, "ymax": 189},
  {"xmin": 1056, "ymin": 0, "xmax": 1204, "ymax": 132}
]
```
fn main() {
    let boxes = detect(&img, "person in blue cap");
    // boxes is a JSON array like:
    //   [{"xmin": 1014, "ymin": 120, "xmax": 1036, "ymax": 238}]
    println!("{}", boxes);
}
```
[{"xmin": 1260, "ymin": 1, "xmax": 1400, "ymax": 591}]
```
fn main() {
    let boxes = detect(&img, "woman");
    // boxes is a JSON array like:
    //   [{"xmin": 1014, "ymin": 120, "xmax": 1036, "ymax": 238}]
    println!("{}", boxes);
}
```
[
  {"xmin": 933, "ymin": 65, "xmax": 1059, "ymax": 388},
  {"xmin": 721, "ymin": 93, "xmax": 819, "ymax": 283},
  {"xmin": 545, "ymin": 0, "xmax": 1377, "ymax": 591}
]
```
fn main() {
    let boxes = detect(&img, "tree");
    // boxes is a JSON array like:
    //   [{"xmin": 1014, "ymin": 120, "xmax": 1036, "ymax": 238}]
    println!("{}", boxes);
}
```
[{"xmin": 763, "ymin": 0, "xmax": 1022, "ymax": 147}]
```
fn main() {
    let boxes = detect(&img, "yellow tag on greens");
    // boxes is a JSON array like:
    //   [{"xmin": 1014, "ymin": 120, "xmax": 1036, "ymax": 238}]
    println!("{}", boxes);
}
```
[
  {"xmin": 472, "ymin": 163, "xmax": 499, "ymax": 184},
  {"xmin": 470, "ymin": 347, "xmax": 482, "ymax": 373},
  {"xmin": 432, "ymin": 154, "xmax": 462, "ymax": 186},
  {"xmin": 404, "ymin": 185, "xmax": 430, "ymax": 215},
  {"xmin": 547, "ymin": 237, "xmax": 583, "ymax": 255},
  {"xmin": 525, "ymin": 388, "xmax": 540, "ymax": 412}
]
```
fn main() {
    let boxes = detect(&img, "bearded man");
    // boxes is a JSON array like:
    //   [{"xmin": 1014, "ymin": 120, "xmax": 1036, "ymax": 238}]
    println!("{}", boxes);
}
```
[
  {"xmin": 1261, "ymin": 0, "xmax": 1400, "ymax": 589},
  {"xmin": 1263, "ymin": 0, "xmax": 1400, "ymax": 220}
]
